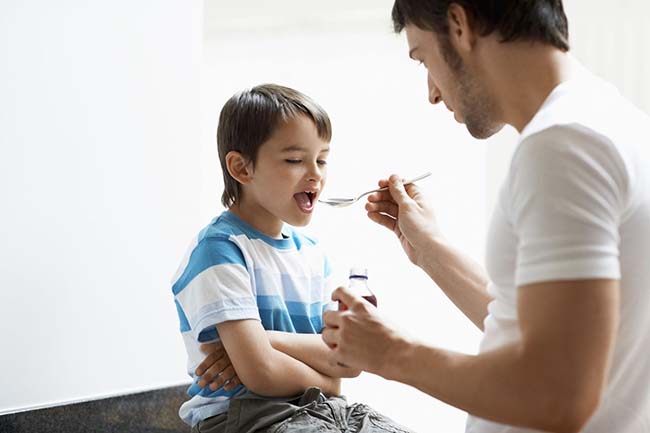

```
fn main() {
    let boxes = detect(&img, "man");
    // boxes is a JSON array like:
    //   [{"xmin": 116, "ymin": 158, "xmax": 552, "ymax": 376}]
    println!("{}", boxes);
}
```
[{"xmin": 321, "ymin": 1, "xmax": 650, "ymax": 432}]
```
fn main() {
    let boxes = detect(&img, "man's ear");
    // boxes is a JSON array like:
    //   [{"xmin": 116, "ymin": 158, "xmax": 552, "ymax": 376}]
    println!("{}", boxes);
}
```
[
  {"xmin": 225, "ymin": 151, "xmax": 253, "ymax": 185},
  {"xmin": 447, "ymin": 3, "xmax": 477, "ymax": 53}
]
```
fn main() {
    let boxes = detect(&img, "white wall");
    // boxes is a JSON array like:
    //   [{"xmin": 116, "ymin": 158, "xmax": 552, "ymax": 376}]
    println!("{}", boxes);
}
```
[
  {"xmin": 0, "ymin": 0, "xmax": 202, "ymax": 413},
  {"xmin": 202, "ymin": 1, "xmax": 484, "ymax": 431}
]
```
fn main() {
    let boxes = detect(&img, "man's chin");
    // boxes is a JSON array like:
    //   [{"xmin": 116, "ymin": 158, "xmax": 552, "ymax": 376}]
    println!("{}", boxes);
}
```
[{"xmin": 466, "ymin": 122, "xmax": 504, "ymax": 140}]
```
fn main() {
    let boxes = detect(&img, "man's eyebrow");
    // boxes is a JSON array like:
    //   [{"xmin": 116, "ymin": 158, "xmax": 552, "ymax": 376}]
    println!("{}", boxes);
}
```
[
  {"xmin": 409, "ymin": 46, "xmax": 419, "ymax": 60},
  {"xmin": 281, "ymin": 145, "xmax": 330, "ymax": 153}
]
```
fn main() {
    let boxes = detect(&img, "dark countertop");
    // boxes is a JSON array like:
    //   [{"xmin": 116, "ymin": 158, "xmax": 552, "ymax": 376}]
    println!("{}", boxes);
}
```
[{"xmin": 0, "ymin": 385, "xmax": 190, "ymax": 433}]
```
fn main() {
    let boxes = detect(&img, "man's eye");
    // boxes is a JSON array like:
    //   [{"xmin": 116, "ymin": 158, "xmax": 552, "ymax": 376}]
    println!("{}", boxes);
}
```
[{"xmin": 285, "ymin": 159, "xmax": 301, "ymax": 164}]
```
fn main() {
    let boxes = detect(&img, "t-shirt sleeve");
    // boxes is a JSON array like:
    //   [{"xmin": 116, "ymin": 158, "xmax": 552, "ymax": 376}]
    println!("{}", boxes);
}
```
[
  {"xmin": 509, "ymin": 124, "xmax": 628, "ymax": 287},
  {"xmin": 173, "ymin": 237, "xmax": 260, "ymax": 342}
]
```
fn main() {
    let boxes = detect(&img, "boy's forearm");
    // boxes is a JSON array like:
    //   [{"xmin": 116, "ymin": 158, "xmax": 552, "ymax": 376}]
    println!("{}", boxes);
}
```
[
  {"xmin": 267, "ymin": 331, "xmax": 361, "ymax": 378},
  {"xmin": 253, "ymin": 347, "xmax": 340, "ymax": 397}
]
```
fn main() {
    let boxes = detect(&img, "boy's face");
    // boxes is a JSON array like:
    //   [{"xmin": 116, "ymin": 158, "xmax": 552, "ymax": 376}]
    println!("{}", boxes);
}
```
[{"xmin": 241, "ymin": 115, "xmax": 329, "ymax": 235}]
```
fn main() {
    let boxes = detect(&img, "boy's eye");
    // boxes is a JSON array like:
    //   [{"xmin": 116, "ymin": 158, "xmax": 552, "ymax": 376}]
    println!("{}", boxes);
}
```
[
  {"xmin": 285, "ymin": 159, "xmax": 301, "ymax": 164},
  {"xmin": 317, "ymin": 160, "xmax": 327, "ymax": 166}
]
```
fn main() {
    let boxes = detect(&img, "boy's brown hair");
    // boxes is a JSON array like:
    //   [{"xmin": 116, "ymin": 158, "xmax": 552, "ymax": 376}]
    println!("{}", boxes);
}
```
[{"xmin": 217, "ymin": 84, "xmax": 332, "ymax": 208}]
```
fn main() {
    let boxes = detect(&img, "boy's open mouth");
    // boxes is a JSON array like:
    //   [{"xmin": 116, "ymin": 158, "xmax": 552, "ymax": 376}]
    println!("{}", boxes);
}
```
[{"xmin": 294, "ymin": 191, "xmax": 316, "ymax": 213}]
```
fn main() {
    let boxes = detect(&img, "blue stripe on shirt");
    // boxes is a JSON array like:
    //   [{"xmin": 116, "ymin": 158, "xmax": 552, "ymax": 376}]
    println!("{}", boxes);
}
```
[
  {"xmin": 257, "ymin": 295, "xmax": 323, "ymax": 333},
  {"xmin": 172, "ymin": 238, "xmax": 246, "ymax": 295},
  {"xmin": 175, "ymin": 299, "xmax": 191, "ymax": 332},
  {"xmin": 187, "ymin": 381, "xmax": 244, "ymax": 398},
  {"xmin": 324, "ymin": 256, "xmax": 332, "ymax": 278}
]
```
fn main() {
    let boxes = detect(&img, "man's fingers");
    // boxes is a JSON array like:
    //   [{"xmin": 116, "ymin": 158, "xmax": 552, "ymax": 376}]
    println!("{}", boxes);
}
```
[
  {"xmin": 321, "ymin": 323, "xmax": 339, "ymax": 349},
  {"xmin": 366, "ymin": 211, "xmax": 397, "ymax": 232},
  {"xmin": 368, "ymin": 189, "xmax": 395, "ymax": 203},
  {"xmin": 388, "ymin": 174, "xmax": 416, "ymax": 206},
  {"xmin": 322, "ymin": 309, "xmax": 343, "ymax": 328},
  {"xmin": 330, "ymin": 286, "xmax": 364, "ymax": 311},
  {"xmin": 322, "ymin": 309, "xmax": 342, "ymax": 350},
  {"xmin": 365, "ymin": 200, "xmax": 398, "ymax": 217},
  {"xmin": 377, "ymin": 178, "xmax": 390, "ymax": 188}
]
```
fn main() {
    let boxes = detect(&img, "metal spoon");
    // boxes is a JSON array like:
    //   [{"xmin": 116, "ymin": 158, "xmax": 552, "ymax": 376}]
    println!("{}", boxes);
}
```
[{"xmin": 319, "ymin": 172, "xmax": 432, "ymax": 208}]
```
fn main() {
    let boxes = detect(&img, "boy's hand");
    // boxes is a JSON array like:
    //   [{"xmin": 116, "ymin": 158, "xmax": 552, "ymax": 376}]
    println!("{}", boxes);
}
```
[{"xmin": 195, "ymin": 340, "xmax": 241, "ymax": 391}]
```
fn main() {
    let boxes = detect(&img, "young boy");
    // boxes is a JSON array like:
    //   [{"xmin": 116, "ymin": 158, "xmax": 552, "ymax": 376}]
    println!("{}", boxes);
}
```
[{"xmin": 172, "ymin": 84, "xmax": 413, "ymax": 433}]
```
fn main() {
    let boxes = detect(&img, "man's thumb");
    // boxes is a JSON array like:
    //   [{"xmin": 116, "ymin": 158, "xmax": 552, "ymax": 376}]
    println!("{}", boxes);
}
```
[{"xmin": 388, "ymin": 175, "xmax": 414, "ymax": 205}]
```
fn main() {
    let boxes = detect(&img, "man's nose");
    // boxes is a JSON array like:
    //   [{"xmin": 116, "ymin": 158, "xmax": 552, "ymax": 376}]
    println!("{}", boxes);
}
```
[{"xmin": 428, "ymin": 74, "xmax": 442, "ymax": 105}]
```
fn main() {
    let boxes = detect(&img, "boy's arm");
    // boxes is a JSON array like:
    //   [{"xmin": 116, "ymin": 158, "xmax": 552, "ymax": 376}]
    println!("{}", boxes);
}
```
[
  {"xmin": 215, "ymin": 319, "xmax": 341, "ymax": 397},
  {"xmin": 267, "ymin": 331, "xmax": 362, "ymax": 378}
]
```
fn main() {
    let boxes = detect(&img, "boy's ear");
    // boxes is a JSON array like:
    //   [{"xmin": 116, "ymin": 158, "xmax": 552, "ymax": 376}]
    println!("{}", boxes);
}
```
[{"xmin": 225, "ymin": 151, "xmax": 253, "ymax": 185}]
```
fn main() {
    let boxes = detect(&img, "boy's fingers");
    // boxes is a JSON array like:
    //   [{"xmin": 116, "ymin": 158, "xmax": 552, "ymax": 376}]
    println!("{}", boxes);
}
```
[
  {"xmin": 197, "ymin": 355, "xmax": 232, "ymax": 387},
  {"xmin": 200, "ymin": 340, "xmax": 224, "ymax": 355},
  {"xmin": 224, "ymin": 376, "xmax": 241, "ymax": 391},
  {"xmin": 209, "ymin": 366, "xmax": 238, "ymax": 391},
  {"xmin": 195, "ymin": 351, "xmax": 219, "ymax": 376}
]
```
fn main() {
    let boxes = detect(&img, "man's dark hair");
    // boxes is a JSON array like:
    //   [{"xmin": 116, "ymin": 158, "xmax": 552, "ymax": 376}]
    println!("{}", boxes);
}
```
[
  {"xmin": 217, "ymin": 84, "xmax": 332, "ymax": 208},
  {"xmin": 392, "ymin": 0, "xmax": 569, "ymax": 52}
]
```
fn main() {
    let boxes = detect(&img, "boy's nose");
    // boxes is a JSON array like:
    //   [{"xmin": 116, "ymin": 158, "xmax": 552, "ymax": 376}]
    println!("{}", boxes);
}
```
[{"xmin": 307, "ymin": 166, "xmax": 323, "ymax": 182}]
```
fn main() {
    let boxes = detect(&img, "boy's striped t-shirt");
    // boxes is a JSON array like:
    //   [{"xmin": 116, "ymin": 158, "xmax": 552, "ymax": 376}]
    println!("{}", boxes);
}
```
[{"xmin": 171, "ymin": 211, "xmax": 337, "ymax": 426}]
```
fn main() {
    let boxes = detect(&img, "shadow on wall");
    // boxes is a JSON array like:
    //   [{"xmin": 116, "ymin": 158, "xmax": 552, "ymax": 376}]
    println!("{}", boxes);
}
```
[{"xmin": 0, "ymin": 385, "xmax": 189, "ymax": 433}]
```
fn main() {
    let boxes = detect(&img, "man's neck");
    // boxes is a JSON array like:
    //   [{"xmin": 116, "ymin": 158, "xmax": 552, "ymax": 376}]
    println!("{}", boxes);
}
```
[{"xmin": 478, "ymin": 39, "xmax": 574, "ymax": 132}]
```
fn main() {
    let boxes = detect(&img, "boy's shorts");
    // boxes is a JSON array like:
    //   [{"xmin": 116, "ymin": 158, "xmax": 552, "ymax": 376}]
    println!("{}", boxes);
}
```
[{"xmin": 191, "ymin": 387, "xmax": 415, "ymax": 433}]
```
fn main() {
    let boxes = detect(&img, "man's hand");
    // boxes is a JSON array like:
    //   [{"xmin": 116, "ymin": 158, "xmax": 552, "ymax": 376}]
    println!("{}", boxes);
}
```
[
  {"xmin": 321, "ymin": 286, "xmax": 407, "ymax": 376},
  {"xmin": 195, "ymin": 340, "xmax": 241, "ymax": 391},
  {"xmin": 365, "ymin": 174, "xmax": 442, "ymax": 266}
]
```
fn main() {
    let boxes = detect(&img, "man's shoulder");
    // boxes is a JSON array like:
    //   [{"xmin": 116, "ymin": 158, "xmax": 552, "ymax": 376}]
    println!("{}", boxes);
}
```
[{"xmin": 520, "ymin": 69, "xmax": 648, "ymax": 145}]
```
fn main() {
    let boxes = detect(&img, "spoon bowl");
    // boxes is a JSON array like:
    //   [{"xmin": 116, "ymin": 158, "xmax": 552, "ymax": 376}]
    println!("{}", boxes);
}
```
[{"xmin": 319, "ymin": 172, "xmax": 432, "ymax": 208}]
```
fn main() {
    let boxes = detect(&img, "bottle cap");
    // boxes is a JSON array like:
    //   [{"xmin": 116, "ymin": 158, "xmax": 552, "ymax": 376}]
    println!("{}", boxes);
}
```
[{"xmin": 349, "ymin": 266, "xmax": 368, "ymax": 279}]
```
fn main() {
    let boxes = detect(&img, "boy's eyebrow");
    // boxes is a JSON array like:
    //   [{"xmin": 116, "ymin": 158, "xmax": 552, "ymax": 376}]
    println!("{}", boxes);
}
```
[{"xmin": 281, "ymin": 145, "xmax": 330, "ymax": 153}]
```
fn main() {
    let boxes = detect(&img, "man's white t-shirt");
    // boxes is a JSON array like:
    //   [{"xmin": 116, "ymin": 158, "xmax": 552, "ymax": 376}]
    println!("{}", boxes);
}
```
[{"xmin": 467, "ymin": 61, "xmax": 650, "ymax": 433}]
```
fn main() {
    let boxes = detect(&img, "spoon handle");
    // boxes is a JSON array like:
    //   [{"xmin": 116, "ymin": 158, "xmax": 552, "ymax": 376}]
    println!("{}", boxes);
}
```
[{"xmin": 360, "ymin": 171, "xmax": 432, "ymax": 198}]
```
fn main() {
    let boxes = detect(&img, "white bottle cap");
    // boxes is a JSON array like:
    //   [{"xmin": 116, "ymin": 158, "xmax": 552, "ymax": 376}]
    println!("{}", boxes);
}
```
[{"xmin": 349, "ymin": 266, "xmax": 368, "ymax": 279}]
